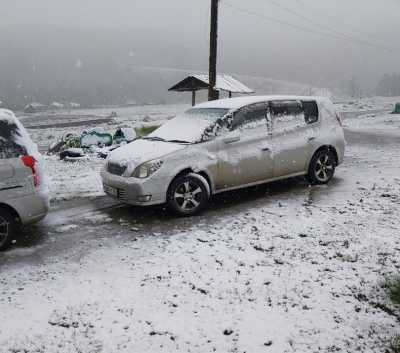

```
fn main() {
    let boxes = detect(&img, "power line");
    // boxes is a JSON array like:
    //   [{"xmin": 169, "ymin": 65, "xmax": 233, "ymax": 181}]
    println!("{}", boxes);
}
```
[
  {"xmin": 221, "ymin": 0, "xmax": 395, "ymax": 53},
  {"xmin": 264, "ymin": 0, "xmax": 391, "ymax": 51},
  {"xmin": 290, "ymin": 0, "xmax": 383, "ymax": 41}
]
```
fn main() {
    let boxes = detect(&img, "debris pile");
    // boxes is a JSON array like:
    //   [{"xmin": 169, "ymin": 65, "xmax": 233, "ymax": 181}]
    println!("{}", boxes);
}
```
[{"xmin": 49, "ymin": 127, "xmax": 137, "ymax": 160}]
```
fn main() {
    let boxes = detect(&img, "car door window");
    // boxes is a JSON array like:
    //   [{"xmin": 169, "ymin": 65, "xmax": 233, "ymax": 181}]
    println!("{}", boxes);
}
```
[
  {"xmin": 0, "ymin": 120, "xmax": 26, "ymax": 159},
  {"xmin": 270, "ymin": 100, "xmax": 306, "ymax": 134},
  {"xmin": 302, "ymin": 101, "xmax": 319, "ymax": 124},
  {"xmin": 231, "ymin": 103, "xmax": 269, "ymax": 132}
]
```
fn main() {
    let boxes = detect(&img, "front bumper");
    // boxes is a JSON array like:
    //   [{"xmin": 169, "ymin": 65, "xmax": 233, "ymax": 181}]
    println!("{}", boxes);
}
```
[{"xmin": 100, "ymin": 168, "xmax": 167, "ymax": 206}]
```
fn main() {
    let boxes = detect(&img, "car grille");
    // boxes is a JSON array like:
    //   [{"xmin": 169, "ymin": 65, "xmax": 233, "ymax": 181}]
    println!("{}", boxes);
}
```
[
  {"xmin": 107, "ymin": 162, "xmax": 127, "ymax": 176},
  {"xmin": 118, "ymin": 189, "xmax": 127, "ymax": 201},
  {"xmin": 103, "ymin": 184, "xmax": 128, "ymax": 201}
]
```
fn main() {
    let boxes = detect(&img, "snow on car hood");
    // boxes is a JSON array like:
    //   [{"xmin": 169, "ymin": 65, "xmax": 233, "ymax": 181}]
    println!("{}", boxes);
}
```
[
  {"xmin": 107, "ymin": 138, "xmax": 187, "ymax": 167},
  {"xmin": 149, "ymin": 116, "xmax": 212, "ymax": 143}
]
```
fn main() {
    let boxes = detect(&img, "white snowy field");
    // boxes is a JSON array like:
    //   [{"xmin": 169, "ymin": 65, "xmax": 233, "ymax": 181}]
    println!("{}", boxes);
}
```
[
  {"xmin": 0, "ymin": 137, "xmax": 399, "ymax": 353},
  {"xmin": 344, "ymin": 112, "xmax": 400, "ymax": 135},
  {"xmin": 18, "ymin": 104, "xmax": 186, "ymax": 128},
  {"xmin": 0, "ymin": 102, "xmax": 399, "ymax": 352},
  {"xmin": 336, "ymin": 96, "xmax": 400, "ymax": 113}
]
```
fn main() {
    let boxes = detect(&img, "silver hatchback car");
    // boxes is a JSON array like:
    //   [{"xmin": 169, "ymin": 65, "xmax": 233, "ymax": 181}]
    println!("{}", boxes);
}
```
[
  {"xmin": 101, "ymin": 96, "xmax": 345, "ymax": 215},
  {"xmin": 0, "ymin": 109, "xmax": 49, "ymax": 250}
]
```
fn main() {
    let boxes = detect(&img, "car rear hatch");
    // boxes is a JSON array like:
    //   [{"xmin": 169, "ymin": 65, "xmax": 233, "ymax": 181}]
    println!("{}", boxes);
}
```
[{"xmin": 0, "ymin": 110, "xmax": 44, "ymax": 198}]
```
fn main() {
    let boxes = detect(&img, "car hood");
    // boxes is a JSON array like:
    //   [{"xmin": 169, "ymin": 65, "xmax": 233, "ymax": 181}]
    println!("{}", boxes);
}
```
[
  {"xmin": 149, "ymin": 116, "xmax": 212, "ymax": 143},
  {"xmin": 107, "ymin": 139, "xmax": 187, "ymax": 168}
]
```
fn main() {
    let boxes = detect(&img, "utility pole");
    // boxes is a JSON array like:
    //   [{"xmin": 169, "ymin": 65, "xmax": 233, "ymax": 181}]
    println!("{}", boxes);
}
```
[{"xmin": 208, "ymin": 0, "xmax": 219, "ymax": 101}]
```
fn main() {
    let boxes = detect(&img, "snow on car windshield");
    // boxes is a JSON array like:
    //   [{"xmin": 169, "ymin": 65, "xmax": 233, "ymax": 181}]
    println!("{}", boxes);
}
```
[
  {"xmin": 182, "ymin": 108, "xmax": 230, "ymax": 121},
  {"xmin": 148, "ymin": 108, "xmax": 229, "ymax": 143}
]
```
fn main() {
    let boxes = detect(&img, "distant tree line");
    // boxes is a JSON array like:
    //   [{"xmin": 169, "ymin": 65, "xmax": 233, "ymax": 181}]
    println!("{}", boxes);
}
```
[{"xmin": 376, "ymin": 74, "xmax": 400, "ymax": 97}]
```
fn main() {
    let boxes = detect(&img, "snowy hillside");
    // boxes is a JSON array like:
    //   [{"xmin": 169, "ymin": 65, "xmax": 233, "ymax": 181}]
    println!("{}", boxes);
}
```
[{"xmin": 124, "ymin": 65, "xmax": 332, "ymax": 105}]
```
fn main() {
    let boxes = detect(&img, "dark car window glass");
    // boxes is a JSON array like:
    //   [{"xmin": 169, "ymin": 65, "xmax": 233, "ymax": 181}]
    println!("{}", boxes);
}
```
[
  {"xmin": 0, "ymin": 121, "xmax": 27, "ymax": 159},
  {"xmin": 270, "ymin": 100, "xmax": 306, "ymax": 133},
  {"xmin": 302, "ymin": 101, "xmax": 319, "ymax": 124},
  {"xmin": 232, "ymin": 103, "xmax": 268, "ymax": 131},
  {"xmin": 270, "ymin": 100, "xmax": 303, "ymax": 116}
]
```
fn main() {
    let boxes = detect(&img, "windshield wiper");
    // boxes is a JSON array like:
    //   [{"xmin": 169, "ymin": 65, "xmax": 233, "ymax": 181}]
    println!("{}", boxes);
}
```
[
  {"xmin": 143, "ymin": 136, "xmax": 166, "ymax": 142},
  {"xmin": 143, "ymin": 136, "xmax": 191, "ymax": 144},
  {"xmin": 167, "ymin": 139, "xmax": 191, "ymax": 144}
]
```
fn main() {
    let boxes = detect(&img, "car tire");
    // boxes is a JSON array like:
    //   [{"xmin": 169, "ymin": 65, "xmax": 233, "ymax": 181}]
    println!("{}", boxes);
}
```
[
  {"xmin": 0, "ymin": 209, "xmax": 18, "ymax": 251},
  {"xmin": 307, "ymin": 149, "xmax": 336, "ymax": 185},
  {"xmin": 167, "ymin": 173, "xmax": 210, "ymax": 216}
]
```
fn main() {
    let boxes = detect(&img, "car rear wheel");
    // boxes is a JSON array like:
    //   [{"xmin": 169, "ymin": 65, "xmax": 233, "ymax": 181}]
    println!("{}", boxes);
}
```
[
  {"xmin": 167, "ymin": 173, "xmax": 210, "ymax": 216},
  {"xmin": 0, "ymin": 209, "xmax": 18, "ymax": 251},
  {"xmin": 307, "ymin": 149, "xmax": 336, "ymax": 185}
]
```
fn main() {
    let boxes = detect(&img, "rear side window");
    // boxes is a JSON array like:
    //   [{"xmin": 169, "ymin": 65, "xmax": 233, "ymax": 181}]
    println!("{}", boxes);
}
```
[
  {"xmin": 270, "ymin": 100, "xmax": 303, "ymax": 116},
  {"xmin": 302, "ymin": 101, "xmax": 319, "ymax": 124},
  {"xmin": 270, "ymin": 100, "xmax": 320, "ymax": 133},
  {"xmin": 232, "ymin": 103, "xmax": 269, "ymax": 131},
  {"xmin": 270, "ymin": 100, "xmax": 305, "ymax": 133},
  {"xmin": 0, "ymin": 120, "xmax": 27, "ymax": 159}
]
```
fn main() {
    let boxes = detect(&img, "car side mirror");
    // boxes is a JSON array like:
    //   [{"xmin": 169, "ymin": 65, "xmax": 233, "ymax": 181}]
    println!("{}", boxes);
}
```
[{"xmin": 223, "ymin": 131, "xmax": 241, "ymax": 144}]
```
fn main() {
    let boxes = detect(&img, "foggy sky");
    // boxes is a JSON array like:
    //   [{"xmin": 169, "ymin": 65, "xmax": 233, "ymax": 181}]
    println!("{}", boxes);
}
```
[{"xmin": 1, "ymin": 0, "xmax": 399, "ymax": 105}]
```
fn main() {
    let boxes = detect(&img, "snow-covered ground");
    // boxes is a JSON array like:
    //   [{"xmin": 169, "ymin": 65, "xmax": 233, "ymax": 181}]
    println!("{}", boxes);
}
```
[
  {"xmin": 0, "ymin": 99, "xmax": 399, "ymax": 353},
  {"xmin": 336, "ymin": 96, "xmax": 400, "ymax": 113},
  {"xmin": 344, "ymin": 112, "xmax": 400, "ymax": 134},
  {"xmin": 18, "ymin": 104, "xmax": 186, "ymax": 130},
  {"xmin": 1, "ymin": 132, "xmax": 399, "ymax": 352},
  {"xmin": 43, "ymin": 156, "xmax": 105, "ymax": 202}
]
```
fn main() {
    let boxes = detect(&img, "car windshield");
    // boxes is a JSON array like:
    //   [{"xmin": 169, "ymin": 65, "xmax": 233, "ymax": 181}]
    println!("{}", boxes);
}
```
[
  {"xmin": 147, "ymin": 108, "xmax": 230, "ymax": 144},
  {"xmin": 179, "ymin": 108, "xmax": 230, "ymax": 121}
]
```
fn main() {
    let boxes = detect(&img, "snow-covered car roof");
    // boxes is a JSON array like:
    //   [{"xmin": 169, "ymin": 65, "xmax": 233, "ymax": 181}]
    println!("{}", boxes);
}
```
[{"xmin": 195, "ymin": 95, "xmax": 328, "ymax": 111}]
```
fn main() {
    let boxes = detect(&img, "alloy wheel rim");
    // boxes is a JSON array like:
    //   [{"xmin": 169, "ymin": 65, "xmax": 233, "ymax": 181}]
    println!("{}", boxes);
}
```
[
  {"xmin": 174, "ymin": 181, "xmax": 203, "ymax": 211},
  {"xmin": 315, "ymin": 154, "xmax": 334, "ymax": 182},
  {"xmin": 0, "ymin": 216, "xmax": 9, "ymax": 247}
]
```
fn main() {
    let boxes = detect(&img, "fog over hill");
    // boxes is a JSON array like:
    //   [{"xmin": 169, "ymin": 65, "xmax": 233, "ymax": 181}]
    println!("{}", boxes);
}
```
[
  {"xmin": 1, "ymin": 0, "xmax": 398, "ymax": 108},
  {"xmin": 0, "ymin": 26, "xmax": 331, "ymax": 108}
]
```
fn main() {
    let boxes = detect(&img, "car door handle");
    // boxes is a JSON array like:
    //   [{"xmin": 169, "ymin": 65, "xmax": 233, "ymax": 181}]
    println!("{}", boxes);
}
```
[
  {"xmin": 261, "ymin": 147, "xmax": 271, "ymax": 152},
  {"xmin": 308, "ymin": 137, "xmax": 316, "ymax": 142}
]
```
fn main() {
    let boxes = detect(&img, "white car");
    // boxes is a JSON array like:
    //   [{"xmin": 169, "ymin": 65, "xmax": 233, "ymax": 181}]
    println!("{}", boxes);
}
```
[
  {"xmin": 101, "ymin": 96, "xmax": 345, "ymax": 216},
  {"xmin": 0, "ymin": 110, "xmax": 49, "ymax": 250}
]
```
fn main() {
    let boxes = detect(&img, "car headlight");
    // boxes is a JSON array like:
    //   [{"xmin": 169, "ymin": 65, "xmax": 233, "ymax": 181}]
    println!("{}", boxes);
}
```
[{"xmin": 132, "ymin": 159, "xmax": 164, "ymax": 179}]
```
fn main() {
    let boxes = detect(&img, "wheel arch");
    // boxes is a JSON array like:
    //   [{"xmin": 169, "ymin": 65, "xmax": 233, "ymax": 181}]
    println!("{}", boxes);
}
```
[
  {"xmin": 311, "ymin": 145, "xmax": 339, "ymax": 166},
  {"xmin": 167, "ymin": 168, "xmax": 214, "ymax": 195},
  {"xmin": 0, "ymin": 203, "xmax": 21, "ymax": 223}
]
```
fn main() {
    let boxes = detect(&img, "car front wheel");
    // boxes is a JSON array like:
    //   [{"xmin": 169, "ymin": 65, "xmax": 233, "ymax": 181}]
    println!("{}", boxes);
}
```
[
  {"xmin": 307, "ymin": 149, "xmax": 336, "ymax": 185},
  {"xmin": 167, "ymin": 173, "xmax": 210, "ymax": 216},
  {"xmin": 0, "ymin": 209, "xmax": 18, "ymax": 251}
]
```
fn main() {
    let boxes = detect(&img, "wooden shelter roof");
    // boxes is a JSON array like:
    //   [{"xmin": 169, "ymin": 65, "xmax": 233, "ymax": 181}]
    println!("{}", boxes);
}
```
[{"xmin": 169, "ymin": 74, "xmax": 254, "ymax": 94}]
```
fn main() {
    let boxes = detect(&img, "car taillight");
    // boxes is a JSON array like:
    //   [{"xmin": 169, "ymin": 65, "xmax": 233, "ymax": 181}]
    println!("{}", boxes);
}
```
[
  {"xmin": 21, "ymin": 155, "xmax": 40, "ymax": 187},
  {"xmin": 335, "ymin": 113, "xmax": 343, "ymax": 127}
]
